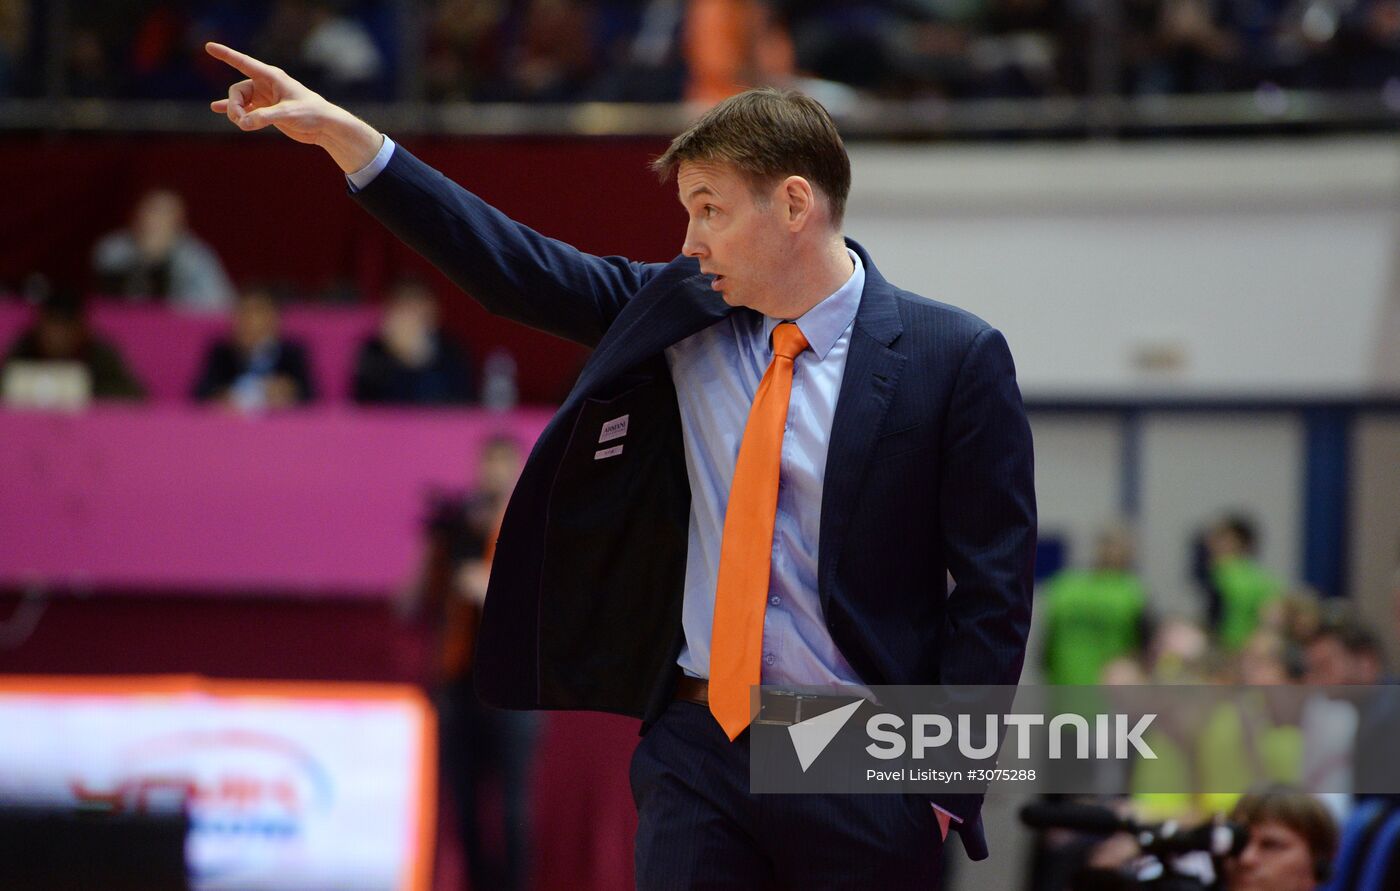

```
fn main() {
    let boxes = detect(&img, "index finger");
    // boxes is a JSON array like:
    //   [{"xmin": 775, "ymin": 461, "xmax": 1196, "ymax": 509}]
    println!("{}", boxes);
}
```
[{"xmin": 205, "ymin": 42, "xmax": 278, "ymax": 80}]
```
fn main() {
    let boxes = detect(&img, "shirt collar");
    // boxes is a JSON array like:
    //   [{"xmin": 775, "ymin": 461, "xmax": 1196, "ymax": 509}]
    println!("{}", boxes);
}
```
[{"xmin": 762, "ymin": 249, "xmax": 864, "ymax": 361}]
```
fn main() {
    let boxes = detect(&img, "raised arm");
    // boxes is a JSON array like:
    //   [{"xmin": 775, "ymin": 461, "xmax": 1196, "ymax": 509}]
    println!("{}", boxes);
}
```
[{"xmin": 205, "ymin": 43, "xmax": 655, "ymax": 346}]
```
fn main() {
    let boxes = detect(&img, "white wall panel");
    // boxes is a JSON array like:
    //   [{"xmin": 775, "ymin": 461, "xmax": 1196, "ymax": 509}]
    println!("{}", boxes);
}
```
[
  {"xmin": 1138, "ymin": 414, "xmax": 1304, "ymax": 615},
  {"xmin": 1025, "ymin": 412, "xmax": 1123, "ymax": 568},
  {"xmin": 846, "ymin": 139, "xmax": 1400, "ymax": 397}
]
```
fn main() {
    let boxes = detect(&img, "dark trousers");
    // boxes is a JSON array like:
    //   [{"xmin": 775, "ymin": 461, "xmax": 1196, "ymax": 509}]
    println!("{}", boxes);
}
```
[{"xmin": 631, "ymin": 699, "xmax": 944, "ymax": 890}]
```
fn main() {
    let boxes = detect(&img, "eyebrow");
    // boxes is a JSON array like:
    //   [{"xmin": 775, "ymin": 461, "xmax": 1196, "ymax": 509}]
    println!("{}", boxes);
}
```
[{"xmin": 682, "ymin": 185, "xmax": 716, "ymax": 203}]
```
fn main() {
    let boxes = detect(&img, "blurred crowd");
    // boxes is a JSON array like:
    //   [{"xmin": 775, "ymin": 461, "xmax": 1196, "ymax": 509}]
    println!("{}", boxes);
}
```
[
  {"xmin": 0, "ymin": 186, "xmax": 493, "ymax": 412},
  {"xmin": 1029, "ymin": 515, "xmax": 1400, "ymax": 890},
  {"xmin": 1039, "ymin": 512, "xmax": 1396, "ymax": 698},
  {"xmin": 2, "ymin": 0, "xmax": 1400, "ymax": 105}
]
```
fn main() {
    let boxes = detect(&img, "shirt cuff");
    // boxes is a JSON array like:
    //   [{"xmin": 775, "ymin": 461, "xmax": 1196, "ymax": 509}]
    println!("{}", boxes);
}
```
[{"xmin": 346, "ymin": 134, "xmax": 395, "ymax": 192}]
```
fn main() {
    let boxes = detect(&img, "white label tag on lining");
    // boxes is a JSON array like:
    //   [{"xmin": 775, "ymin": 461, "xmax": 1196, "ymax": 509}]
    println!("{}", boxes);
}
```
[
  {"xmin": 594, "ymin": 445, "xmax": 624, "ymax": 460},
  {"xmin": 599, "ymin": 414, "xmax": 629, "ymax": 443}
]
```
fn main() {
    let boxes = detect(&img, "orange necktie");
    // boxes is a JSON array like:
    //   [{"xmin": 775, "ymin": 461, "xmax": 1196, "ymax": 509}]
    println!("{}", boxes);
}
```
[{"xmin": 709, "ymin": 321, "xmax": 810, "ymax": 740}]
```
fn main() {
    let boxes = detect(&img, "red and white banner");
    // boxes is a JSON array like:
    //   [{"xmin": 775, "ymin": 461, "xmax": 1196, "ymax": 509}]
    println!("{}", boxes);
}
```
[{"xmin": 0, "ymin": 676, "xmax": 435, "ymax": 891}]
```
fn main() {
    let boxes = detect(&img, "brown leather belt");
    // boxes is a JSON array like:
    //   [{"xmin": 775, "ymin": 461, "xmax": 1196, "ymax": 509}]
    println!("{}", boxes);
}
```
[
  {"xmin": 674, "ymin": 675, "xmax": 709, "ymax": 706},
  {"xmin": 673, "ymin": 676, "xmax": 860, "ymax": 726}
]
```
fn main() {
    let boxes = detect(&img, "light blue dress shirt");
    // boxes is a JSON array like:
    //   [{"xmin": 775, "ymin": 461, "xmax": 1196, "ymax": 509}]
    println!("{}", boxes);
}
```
[{"xmin": 667, "ymin": 252, "xmax": 865, "ymax": 689}]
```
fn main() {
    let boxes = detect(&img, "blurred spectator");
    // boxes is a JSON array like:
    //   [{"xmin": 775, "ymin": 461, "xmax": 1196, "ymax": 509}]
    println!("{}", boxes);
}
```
[
  {"xmin": 1148, "ymin": 614, "xmax": 1210, "ymax": 680},
  {"xmin": 1334, "ymin": 0, "xmax": 1400, "ymax": 88},
  {"xmin": 1266, "ymin": 588, "xmax": 1324, "ymax": 646},
  {"xmin": 686, "ymin": 0, "xmax": 772, "ymax": 104},
  {"xmin": 301, "ymin": 0, "xmax": 385, "ymax": 99},
  {"xmin": 405, "ymin": 435, "xmax": 538, "ymax": 891},
  {"xmin": 0, "ymin": 0, "xmax": 29, "ymax": 96},
  {"xmin": 67, "ymin": 26, "xmax": 116, "ymax": 98},
  {"xmin": 1199, "ymin": 632, "xmax": 1305, "ymax": 814},
  {"xmin": 1393, "ymin": 545, "xmax": 1400, "ymax": 638},
  {"xmin": 970, "ymin": 0, "xmax": 1079, "ymax": 97},
  {"xmin": 1123, "ymin": 0, "xmax": 1245, "ymax": 94},
  {"xmin": 764, "ymin": 0, "xmax": 974, "ymax": 98},
  {"xmin": 506, "ymin": 0, "xmax": 601, "ymax": 102},
  {"xmin": 251, "ymin": 0, "xmax": 387, "ymax": 100},
  {"xmin": 1041, "ymin": 523, "xmax": 1150, "ymax": 685},
  {"xmin": 424, "ymin": 0, "xmax": 509, "ymax": 101},
  {"xmin": 1297, "ymin": 619, "xmax": 1367, "ymax": 807},
  {"xmin": 1083, "ymin": 787, "xmax": 1336, "ymax": 890},
  {"xmin": 352, "ymin": 279, "xmax": 475, "ymax": 406},
  {"xmin": 1205, "ymin": 513, "xmax": 1283, "ymax": 651},
  {"xmin": 251, "ymin": 0, "xmax": 316, "ymax": 73},
  {"xmin": 1222, "ymin": 787, "xmax": 1338, "ymax": 891},
  {"xmin": 192, "ymin": 287, "xmax": 315, "ymax": 410},
  {"xmin": 126, "ymin": 3, "xmax": 210, "ymax": 100},
  {"xmin": 92, "ymin": 188, "xmax": 236, "ymax": 313},
  {"xmin": 1303, "ymin": 619, "xmax": 1386, "ymax": 686},
  {"xmin": 1306, "ymin": 618, "xmax": 1400, "ymax": 806},
  {"xmin": 1241, "ymin": 629, "xmax": 1294, "ymax": 684},
  {"xmin": 1, "ymin": 286, "xmax": 145, "ymax": 402},
  {"xmin": 588, "ymin": 0, "xmax": 689, "ymax": 102}
]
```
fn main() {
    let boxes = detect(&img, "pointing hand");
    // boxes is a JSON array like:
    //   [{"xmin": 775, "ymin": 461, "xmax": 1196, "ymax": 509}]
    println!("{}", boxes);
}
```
[{"xmin": 206, "ymin": 42, "xmax": 382, "ymax": 173}]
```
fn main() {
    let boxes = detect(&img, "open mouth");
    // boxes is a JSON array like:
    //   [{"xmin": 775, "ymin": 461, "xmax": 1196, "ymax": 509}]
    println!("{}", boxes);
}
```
[{"xmin": 710, "ymin": 274, "xmax": 725, "ymax": 289}]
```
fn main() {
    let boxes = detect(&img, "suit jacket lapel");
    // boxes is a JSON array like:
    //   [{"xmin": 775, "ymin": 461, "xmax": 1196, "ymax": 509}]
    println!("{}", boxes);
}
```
[
  {"xmin": 818, "ymin": 243, "xmax": 905, "ymax": 612},
  {"xmin": 573, "ymin": 261, "xmax": 735, "ymax": 395}
]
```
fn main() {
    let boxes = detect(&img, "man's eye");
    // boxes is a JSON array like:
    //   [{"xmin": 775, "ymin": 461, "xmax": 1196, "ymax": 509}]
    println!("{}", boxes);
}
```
[{"xmin": 704, "ymin": 205, "xmax": 717, "ymax": 217}]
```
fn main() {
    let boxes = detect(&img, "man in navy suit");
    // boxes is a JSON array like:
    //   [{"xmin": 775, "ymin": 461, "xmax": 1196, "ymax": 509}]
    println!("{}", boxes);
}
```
[{"xmin": 209, "ymin": 41, "xmax": 1036, "ymax": 889}]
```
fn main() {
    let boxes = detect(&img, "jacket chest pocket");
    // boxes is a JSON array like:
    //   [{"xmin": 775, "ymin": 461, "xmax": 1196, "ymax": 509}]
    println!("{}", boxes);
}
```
[
  {"xmin": 560, "ymin": 372, "xmax": 668, "ymax": 492},
  {"xmin": 548, "ymin": 362, "xmax": 691, "ymax": 543}
]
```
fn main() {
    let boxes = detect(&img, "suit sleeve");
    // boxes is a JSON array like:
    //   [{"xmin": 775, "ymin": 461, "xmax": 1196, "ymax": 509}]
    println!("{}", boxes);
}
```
[
  {"xmin": 938, "ymin": 325, "xmax": 1036, "ymax": 687},
  {"xmin": 352, "ymin": 145, "xmax": 663, "ymax": 349},
  {"xmin": 930, "ymin": 326, "xmax": 1037, "ymax": 855}
]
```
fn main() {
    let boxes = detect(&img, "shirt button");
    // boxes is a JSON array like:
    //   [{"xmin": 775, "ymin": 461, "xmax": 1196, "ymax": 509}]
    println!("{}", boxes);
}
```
[
  {"xmin": 764, "ymin": 653, "xmax": 776, "ymax": 666},
  {"xmin": 770, "ymin": 596, "xmax": 781, "ymax": 606}
]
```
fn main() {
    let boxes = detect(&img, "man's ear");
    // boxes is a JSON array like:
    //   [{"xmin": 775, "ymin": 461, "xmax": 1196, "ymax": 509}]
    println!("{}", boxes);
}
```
[{"xmin": 781, "ymin": 176, "xmax": 816, "ymax": 229}]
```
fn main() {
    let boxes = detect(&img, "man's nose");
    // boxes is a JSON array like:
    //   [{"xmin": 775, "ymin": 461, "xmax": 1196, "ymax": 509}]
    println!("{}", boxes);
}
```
[{"xmin": 682, "ymin": 223, "xmax": 706, "ymax": 259}]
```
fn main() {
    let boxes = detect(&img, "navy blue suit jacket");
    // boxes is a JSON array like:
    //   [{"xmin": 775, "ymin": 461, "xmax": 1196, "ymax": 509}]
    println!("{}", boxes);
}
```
[{"xmin": 354, "ymin": 147, "xmax": 1037, "ymax": 860}]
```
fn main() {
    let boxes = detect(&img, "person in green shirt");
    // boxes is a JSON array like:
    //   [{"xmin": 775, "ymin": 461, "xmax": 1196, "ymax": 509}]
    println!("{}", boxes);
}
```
[
  {"xmin": 1206, "ymin": 514, "xmax": 1283, "ymax": 651},
  {"xmin": 1042, "ymin": 524, "xmax": 1149, "ymax": 685}
]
